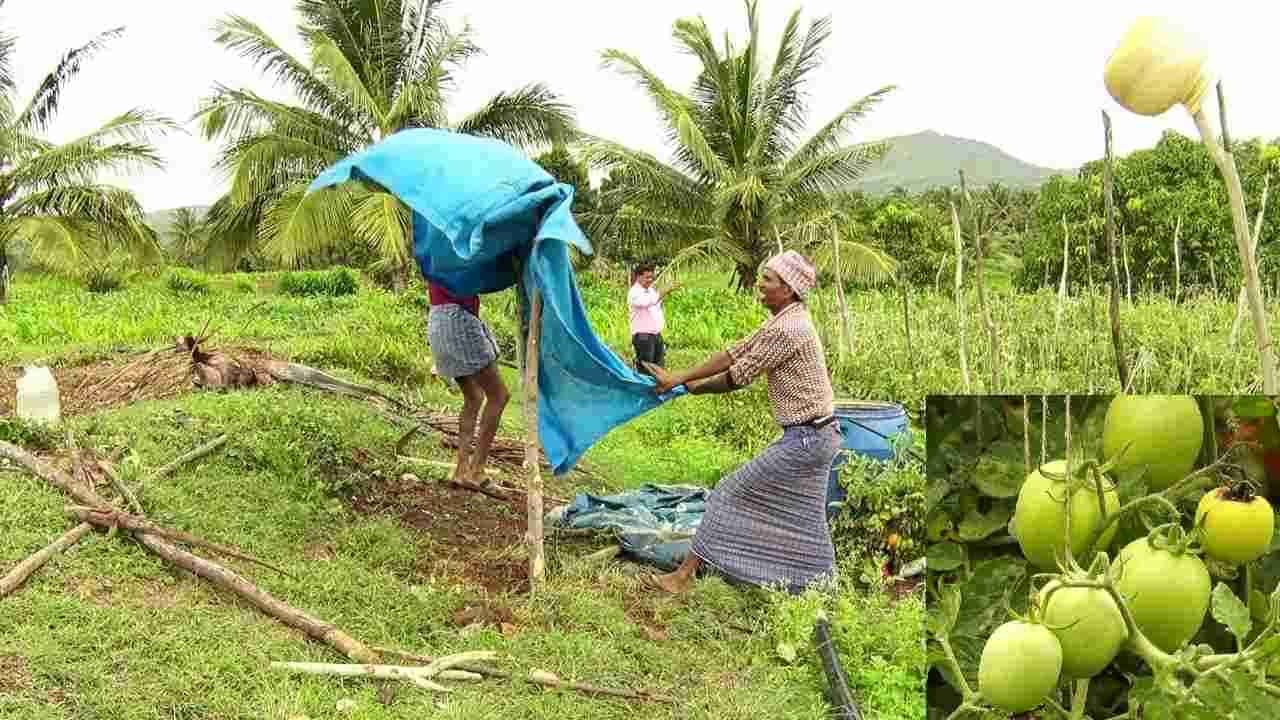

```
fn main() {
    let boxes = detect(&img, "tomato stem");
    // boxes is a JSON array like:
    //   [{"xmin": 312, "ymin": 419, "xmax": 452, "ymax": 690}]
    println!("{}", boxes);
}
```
[
  {"xmin": 1068, "ymin": 678, "xmax": 1090, "ymax": 720},
  {"xmin": 936, "ymin": 633, "xmax": 980, "ymax": 703}
]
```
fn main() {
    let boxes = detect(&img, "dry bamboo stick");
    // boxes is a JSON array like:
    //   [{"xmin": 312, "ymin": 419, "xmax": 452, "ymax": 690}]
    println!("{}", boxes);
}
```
[
  {"xmin": 0, "ymin": 439, "xmax": 378, "ymax": 664},
  {"xmin": 369, "ymin": 646, "xmax": 679, "ymax": 704},
  {"xmin": 0, "ymin": 523, "xmax": 93, "ymax": 597},
  {"xmin": 269, "ymin": 651, "xmax": 497, "ymax": 693},
  {"xmin": 143, "ymin": 435, "xmax": 227, "ymax": 485}
]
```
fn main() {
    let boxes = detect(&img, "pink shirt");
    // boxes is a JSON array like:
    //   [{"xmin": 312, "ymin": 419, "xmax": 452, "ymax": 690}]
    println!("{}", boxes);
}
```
[{"xmin": 628, "ymin": 283, "xmax": 665, "ymax": 335}]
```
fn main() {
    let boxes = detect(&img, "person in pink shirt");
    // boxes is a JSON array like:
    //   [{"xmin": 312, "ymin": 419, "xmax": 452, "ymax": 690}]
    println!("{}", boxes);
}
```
[{"xmin": 628, "ymin": 262, "xmax": 678, "ymax": 375}]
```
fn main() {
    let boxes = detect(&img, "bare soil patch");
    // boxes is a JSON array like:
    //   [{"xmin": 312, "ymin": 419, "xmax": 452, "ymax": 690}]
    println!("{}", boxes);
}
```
[{"xmin": 349, "ymin": 473, "xmax": 536, "ymax": 595}]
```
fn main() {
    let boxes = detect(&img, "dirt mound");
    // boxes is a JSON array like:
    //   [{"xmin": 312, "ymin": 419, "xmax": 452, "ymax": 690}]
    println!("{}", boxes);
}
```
[
  {"xmin": 349, "ymin": 473, "xmax": 534, "ymax": 595},
  {"xmin": 1, "ymin": 346, "xmax": 283, "ymax": 418}
]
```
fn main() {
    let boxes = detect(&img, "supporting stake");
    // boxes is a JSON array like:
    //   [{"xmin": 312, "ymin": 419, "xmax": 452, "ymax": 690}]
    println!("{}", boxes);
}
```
[
  {"xmin": 1102, "ymin": 110, "xmax": 1131, "ymax": 391},
  {"xmin": 522, "ymin": 289, "xmax": 545, "ymax": 589}
]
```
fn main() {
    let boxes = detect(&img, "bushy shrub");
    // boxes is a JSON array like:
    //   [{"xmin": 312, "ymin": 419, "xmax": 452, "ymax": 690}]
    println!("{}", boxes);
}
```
[
  {"xmin": 165, "ymin": 268, "xmax": 211, "ymax": 294},
  {"xmin": 278, "ymin": 267, "xmax": 359, "ymax": 297}
]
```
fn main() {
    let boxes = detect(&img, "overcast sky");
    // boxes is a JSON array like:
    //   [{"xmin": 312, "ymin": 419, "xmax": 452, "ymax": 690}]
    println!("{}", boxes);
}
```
[{"xmin": 6, "ymin": 1, "xmax": 1276, "ymax": 212}]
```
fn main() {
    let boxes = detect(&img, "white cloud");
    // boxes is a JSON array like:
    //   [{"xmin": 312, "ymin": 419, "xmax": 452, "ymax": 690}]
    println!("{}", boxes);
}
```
[{"xmin": 9, "ymin": 1, "xmax": 1275, "ymax": 211}]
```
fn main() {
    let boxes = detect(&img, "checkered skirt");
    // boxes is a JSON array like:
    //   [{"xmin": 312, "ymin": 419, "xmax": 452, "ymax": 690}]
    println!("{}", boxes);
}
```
[
  {"xmin": 427, "ymin": 303, "xmax": 499, "ymax": 378},
  {"xmin": 690, "ymin": 424, "xmax": 841, "ymax": 593}
]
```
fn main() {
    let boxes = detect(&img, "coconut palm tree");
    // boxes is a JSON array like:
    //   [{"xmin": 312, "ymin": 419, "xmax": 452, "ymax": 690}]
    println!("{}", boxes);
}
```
[
  {"xmin": 167, "ymin": 207, "xmax": 208, "ymax": 268},
  {"xmin": 0, "ymin": 19, "xmax": 174, "ymax": 302},
  {"xmin": 577, "ymin": 0, "xmax": 898, "ymax": 291},
  {"xmin": 196, "ymin": 0, "xmax": 577, "ymax": 280}
]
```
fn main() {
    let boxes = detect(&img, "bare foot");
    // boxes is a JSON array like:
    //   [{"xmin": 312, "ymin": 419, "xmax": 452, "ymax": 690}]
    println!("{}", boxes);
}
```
[{"xmin": 645, "ymin": 571, "xmax": 693, "ymax": 595}]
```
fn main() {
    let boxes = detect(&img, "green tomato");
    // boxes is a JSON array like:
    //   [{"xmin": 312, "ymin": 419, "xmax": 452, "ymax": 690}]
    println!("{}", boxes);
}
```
[
  {"xmin": 1114, "ymin": 536, "xmax": 1211, "ymax": 653},
  {"xmin": 1195, "ymin": 489, "xmax": 1275, "ymax": 565},
  {"xmin": 1039, "ymin": 580, "xmax": 1128, "ymax": 678},
  {"xmin": 978, "ymin": 620, "xmax": 1063, "ymax": 714},
  {"xmin": 1012, "ymin": 459, "xmax": 1121, "ymax": 570},
  {"xmin": 1102, "ymin": 395, "xmax": 1203, "ymax": 491}
]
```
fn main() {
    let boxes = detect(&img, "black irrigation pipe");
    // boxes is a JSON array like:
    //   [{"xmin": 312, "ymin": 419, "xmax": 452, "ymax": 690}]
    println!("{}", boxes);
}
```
[{"xmin": 814, "ymin": 614, "xmax": 862, "ymax": 720}]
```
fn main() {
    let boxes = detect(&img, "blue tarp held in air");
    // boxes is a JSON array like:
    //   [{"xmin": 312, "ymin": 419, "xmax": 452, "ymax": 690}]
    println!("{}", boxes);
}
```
[
  {"xmin": 307, "ymin": 128, "xmax": 685, "ymax": 475},
  {"xmin": 546, "ymin": 484, "xmax": 710, "ymax": 571}
]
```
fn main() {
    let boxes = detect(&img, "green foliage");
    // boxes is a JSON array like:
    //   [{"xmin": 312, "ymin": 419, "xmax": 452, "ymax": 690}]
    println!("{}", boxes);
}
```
[
  {"xmin": 165, "ymin": 267, "xmax": 211, "ymax": 294},
  {"xmin": 832, "ymin": 432, "xmax": 926, "ymax": 575},
  {"xmin": 0, "ymin": 416, "xmax": 61, "ymax": 450},
  {"xmin": 767, "ymin": 587, "xmax": 926, "ymax": 720},
  {"xmin": 278, "ymin": 267, "xmax": 359, "ymax": 298}
]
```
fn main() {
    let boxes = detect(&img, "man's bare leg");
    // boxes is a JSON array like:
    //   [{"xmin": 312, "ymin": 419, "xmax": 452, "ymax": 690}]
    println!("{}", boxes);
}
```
[
  {"xmin": 467, "ymin": 364, "xmax": 510, "ymax": 484},
  {"xmin": 453, "ymin": 375, "xmax": 484, "ymax": 482}
]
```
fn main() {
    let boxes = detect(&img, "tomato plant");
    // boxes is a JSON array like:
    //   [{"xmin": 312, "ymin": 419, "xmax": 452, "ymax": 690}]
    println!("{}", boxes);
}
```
[{"xmin": 926, "ymin": 395, "xmax": 1280, "ymax": 720}]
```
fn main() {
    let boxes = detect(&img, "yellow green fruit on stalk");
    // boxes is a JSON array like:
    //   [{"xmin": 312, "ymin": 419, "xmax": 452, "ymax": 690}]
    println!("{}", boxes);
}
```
[
  {"xmin": 1101, "ymin": 395, "xmax": 1203, "ymax": 491},
  {"xmin": 1103, "ymin": 16, "xmax": 1211, "ymax": 116},
  {"xmin": 978, "ymin": 620, "xmax": 1063, "ymax": 714},
  {"xmin": 1038, "ymin": 580, "xmax": 1128, "ymax": 679},
  {"xmin": 1195, "ymin": 489, "xmax": 1275, "ymax": 565},
  {"xmin": 1012, "ymin": 459, "xmax": 1121, "ymax": 570},
  {"xmin": 1114, "ymin": 537, "xmax": 1211, "ymax": 653}
]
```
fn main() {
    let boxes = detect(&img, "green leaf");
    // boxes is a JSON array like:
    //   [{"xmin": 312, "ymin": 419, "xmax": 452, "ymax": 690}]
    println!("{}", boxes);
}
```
[
  {"xmin": 956, "ymin": 501, "xmax": 1014, "ymax": 542},
  {"xmin": 970, "ymin": 442, "xmax": 1026, "ymax": 498},
  {"xmin": 927, "ymin": 541, "xmax": 966, "ymax": 572},
  {"xmin": 1210, "ymin": 582, "xmax": 1252, "ymax": 647}
]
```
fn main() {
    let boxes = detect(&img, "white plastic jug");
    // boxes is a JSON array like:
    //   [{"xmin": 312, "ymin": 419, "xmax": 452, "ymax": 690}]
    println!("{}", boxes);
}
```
[{"xmin": 15, "ymin": 366, "xmax": 61, "ymax": 424}]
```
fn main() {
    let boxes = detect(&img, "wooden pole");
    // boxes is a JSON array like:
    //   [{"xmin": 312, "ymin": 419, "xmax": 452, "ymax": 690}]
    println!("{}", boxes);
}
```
[
  {"xmin": 1102, "ymin": 110, "xmax": 1131, "ymax": 391},
  {"xmin": 949, "ymin": 194, "xmax": 970, "ymax": 392},
  {"xmin": 522, "ymin": 289, "xmax": 545, "ymax": 589}
]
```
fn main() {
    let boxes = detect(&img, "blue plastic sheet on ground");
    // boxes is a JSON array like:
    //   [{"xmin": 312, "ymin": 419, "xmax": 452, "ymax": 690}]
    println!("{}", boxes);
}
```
[
  {"xmin": 546, "ymin": 484, "xmax": 710, "ymax": 571},
  {"xmin": 307, "ymin": 128, "xmax": 685, "ymax": 475}
]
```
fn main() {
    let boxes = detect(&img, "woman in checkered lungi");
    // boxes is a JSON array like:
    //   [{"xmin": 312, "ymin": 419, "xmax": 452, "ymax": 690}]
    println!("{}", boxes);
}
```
[
  {"xmin": 427, "ymin": 280, "xmax": 510, "ymax": 484},
  {"xmin": 641, "ymin": 251, "xmax": 841, "ymax": 595}
]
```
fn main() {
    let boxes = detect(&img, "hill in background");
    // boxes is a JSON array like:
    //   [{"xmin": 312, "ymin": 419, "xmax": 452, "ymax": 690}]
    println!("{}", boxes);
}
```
[{"xmin": 852, "ymin": 130, "xmax": 1074, "ymax": 195}]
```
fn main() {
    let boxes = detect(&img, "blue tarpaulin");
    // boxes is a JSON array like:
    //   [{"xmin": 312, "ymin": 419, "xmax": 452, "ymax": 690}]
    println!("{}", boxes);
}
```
[
  {"xmin": 546, "ymin": 484, "xmax": 710, "ymax": 570},
  {"xmin": 307, "ymin": 128, "xmax": 685, "ymax": 474}
]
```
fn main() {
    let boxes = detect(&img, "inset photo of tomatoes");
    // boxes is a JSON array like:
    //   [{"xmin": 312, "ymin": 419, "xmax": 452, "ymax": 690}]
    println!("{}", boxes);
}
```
[{"xmin": 926, "ymin": 394, "xmax": 1280, "ymax": 720}]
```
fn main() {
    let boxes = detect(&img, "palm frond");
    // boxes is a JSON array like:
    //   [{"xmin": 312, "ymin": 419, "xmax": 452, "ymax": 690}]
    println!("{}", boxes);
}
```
[
  {"xmin": 211, "ymin": 15, "xmax": 357, "ymax": 123},
  {"xmin": 8, "ymin": 141, "xmax": 165, "ymax": 195},
  {"xmin": 194, "ymin": 85, "xmax": 360, "ymax": 152},
  {"xmin": 10, "ymin": 184, "xmax": 161, "ymax": 263},
  {"xmin": 783, "ymin": 85, "xmax": 895, "ymax": 176},
  {"xmin": 576, "ymin": 134, "xmax": 710, "ymax": 218},
  {"xmin": 17, "ymin": 27, "xmax": 125, "ymax": 133},
  {"xmin": 259, "ymin": 181, "xmax": 360, "ymax": 267},
  {"xmin": 805, "ymin": 234, "xmax": 898, "ymax": 286},
  {"xmin": 350, "ymin": 189, "xmax": 412, "ymax": 264},
  {"xmin": 307, "ymin": 29, "xmax": 387, "ymax": 132},
  {"xmin": 753, "ymin": 12, "xmax": 832, "ymax": 161},
  {"xmin": 659, "ymin": 234, "xmax": 752, "ymax": 280},
  {"xmin": 450, "ymin": 82, "xmax": 576, "ymax": 150},
  {"xmin": 0, "ymin": 25, "xmax": 16, "ymax": 94},
  {"xmin": 781, "ymin": 141, "xmax": 889, "ymax": 197}
]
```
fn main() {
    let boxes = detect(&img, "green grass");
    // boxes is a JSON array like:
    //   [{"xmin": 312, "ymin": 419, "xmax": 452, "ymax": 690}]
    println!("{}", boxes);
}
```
[{"xmin": 0, "ymin": 271, "xmax": 922, "ymax": 720}]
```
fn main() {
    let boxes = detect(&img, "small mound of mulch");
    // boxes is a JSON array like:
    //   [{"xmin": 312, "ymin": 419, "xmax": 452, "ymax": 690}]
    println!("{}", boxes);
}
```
[
  {"xmin": 349, "ymin": 473, "xmax": 534, "ymax": 595},
  {"xmin": 1, "ymin": 344, "xmax": 283, "ymax": 418}
]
